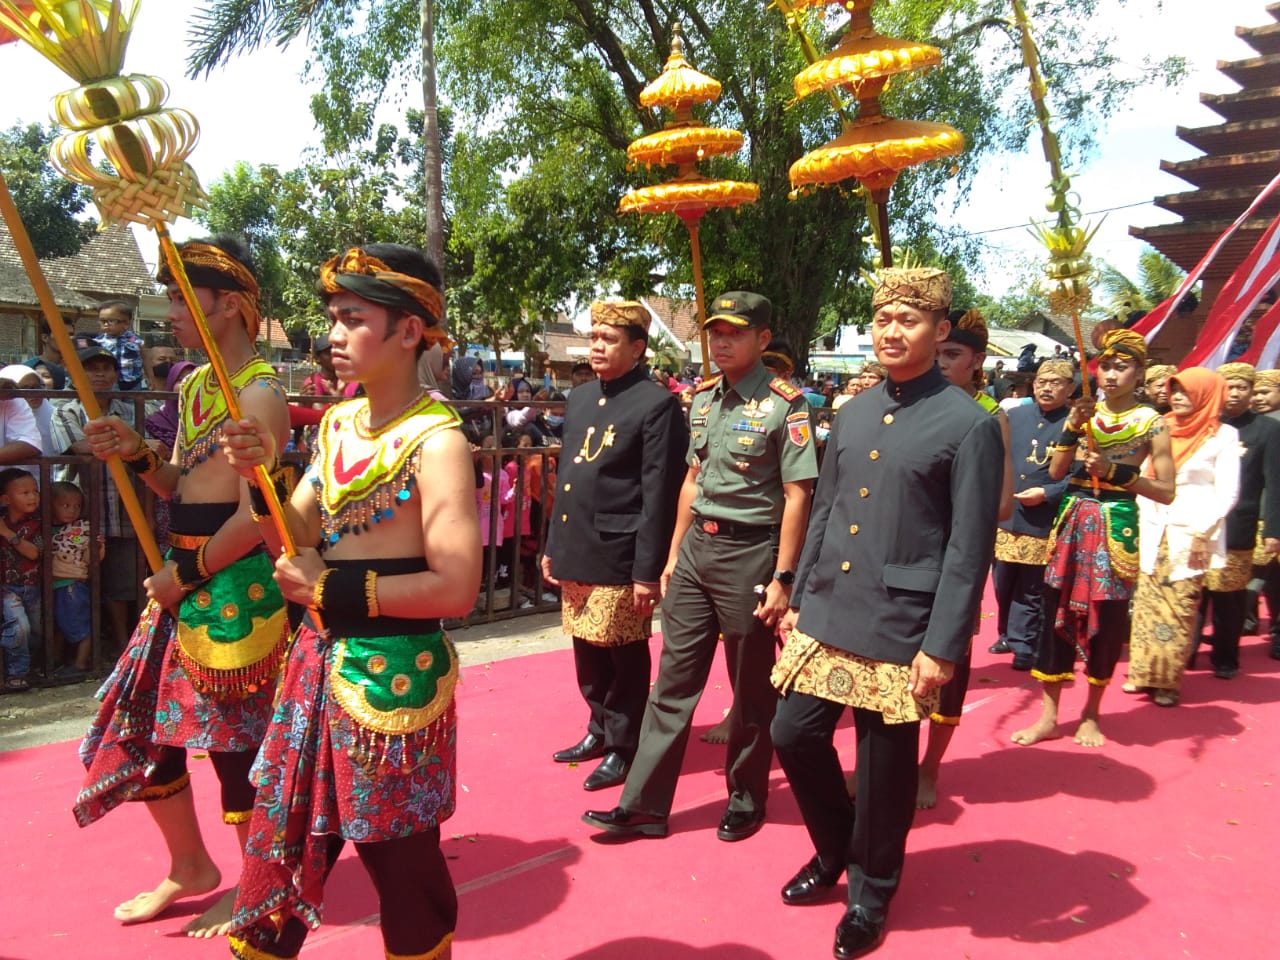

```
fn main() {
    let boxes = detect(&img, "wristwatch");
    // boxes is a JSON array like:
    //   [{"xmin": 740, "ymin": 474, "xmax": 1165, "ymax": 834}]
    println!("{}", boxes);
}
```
[{"xmin": 773, "ymin": 569, "xmax": 795, "ymax": 586}]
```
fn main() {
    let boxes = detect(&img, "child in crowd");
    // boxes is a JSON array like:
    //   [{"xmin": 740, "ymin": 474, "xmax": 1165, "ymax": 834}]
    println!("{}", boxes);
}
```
[
  {"xmin": 49, "ymin": 481, "xmax": 102, "ymax": 678},
  {"xmin": 0, "ymin": 467, "xmax": 42, "ymax": 692}
]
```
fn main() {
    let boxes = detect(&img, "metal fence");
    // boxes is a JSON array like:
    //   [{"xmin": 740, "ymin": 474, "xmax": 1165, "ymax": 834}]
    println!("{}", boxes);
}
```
[{"xmin": 0, "ymin": 389, "xmax": 565, "ymax": 686}]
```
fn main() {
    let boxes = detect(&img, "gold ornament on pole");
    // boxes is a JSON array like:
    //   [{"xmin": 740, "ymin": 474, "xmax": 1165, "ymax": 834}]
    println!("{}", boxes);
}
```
[
  {"xmin": 0, "ymin": 0, "xmax": 304, "ymax": 569},
  {"xmin": 777, "ymin": 0, "xmax": 964, "ymax": 267},
  {"xmin": 619, "ymin": 24, "xmax": 759, "ymax": 377}
]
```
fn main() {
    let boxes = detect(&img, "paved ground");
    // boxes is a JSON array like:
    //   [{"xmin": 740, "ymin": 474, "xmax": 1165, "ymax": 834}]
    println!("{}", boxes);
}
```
[{"xmin": 0, "ymin": 609, "xmax": 617, "ymax": 753}]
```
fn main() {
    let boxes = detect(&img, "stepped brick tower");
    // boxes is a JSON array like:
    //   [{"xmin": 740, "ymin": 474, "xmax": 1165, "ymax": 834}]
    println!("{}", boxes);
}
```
[{"xmin": 1131, "ymin": 4, "xmax": 1280, "ymax": 361}]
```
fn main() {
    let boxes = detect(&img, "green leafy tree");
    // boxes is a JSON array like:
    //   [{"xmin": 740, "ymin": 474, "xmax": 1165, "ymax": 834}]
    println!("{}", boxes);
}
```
[
  {"xmin": 196, "ymin": 160, "xmax": 290, "ymax": 319},
  {"xmin": 0, "ymin": 121, "xmax": 97, "ymax": 258},
  {"xmin": 1096, "ymin": 249, "xmax": 1190, "ymax": 318}
]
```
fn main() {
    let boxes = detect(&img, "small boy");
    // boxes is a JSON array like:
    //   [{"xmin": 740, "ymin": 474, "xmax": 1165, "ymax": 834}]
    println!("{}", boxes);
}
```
[
  {"xmin": 0, "ymin": 467, "xmax": 42, "ymax": 692},
  {"xmin": 49, "ymin": 481, "xmax": 102, "ymax": 678},
  {"xmin": 95, "ymin": 300, "xmax": 145, "ymax": 391}
]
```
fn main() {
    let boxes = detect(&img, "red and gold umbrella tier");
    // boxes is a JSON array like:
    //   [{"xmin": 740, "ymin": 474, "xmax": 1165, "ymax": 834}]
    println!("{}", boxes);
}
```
[
  {"xmin": 793, "ymin": 31, "xmax": 941, "ymax": 100},
  {"xmin": 627, "ymin": 126, "xmax": 744, "ymax": 167},
  {"xmin": 618, "ymin": 179, "xmax": 760, "ymax": 216},
  {"xmin": 789, "ymin": 116, "xmax": 963, "ymax": 194}
]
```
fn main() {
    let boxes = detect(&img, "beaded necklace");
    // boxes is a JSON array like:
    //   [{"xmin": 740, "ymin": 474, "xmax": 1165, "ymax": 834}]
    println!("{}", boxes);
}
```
[
  {"xmin": 312, "ymin": 392, "xmax": 461, "ymax": 547},
  {"xmin": 178, "ymin": 357, "xmax": 281, "ymax": 474}
]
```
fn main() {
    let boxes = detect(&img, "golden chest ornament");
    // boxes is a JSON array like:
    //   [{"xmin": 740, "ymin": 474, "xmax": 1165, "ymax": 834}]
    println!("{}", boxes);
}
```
[
  {"xmin": 178, "ymin": 358, "xmax": 281, "ymax": 473},
  {"xmin": 312, "ymin": 394, "xmax": 461, "ymax": 547}
]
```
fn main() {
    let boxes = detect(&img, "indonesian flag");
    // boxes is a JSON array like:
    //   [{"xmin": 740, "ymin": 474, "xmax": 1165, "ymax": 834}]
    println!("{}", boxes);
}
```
[
  {"xmin": 1131, "ymin": 169, "xmax": 1280, "ymax": 351},
  {"xmin": 1238, "ymin": 296, "xmax": 1280, "ymax": 369},
  {"xmin": 1178, "ymin": 209, "xmax": 1280, "ymax": 370}
]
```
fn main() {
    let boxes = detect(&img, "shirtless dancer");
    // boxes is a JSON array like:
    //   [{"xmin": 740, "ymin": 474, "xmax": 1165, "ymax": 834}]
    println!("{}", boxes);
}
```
[
  {"xmin": 223, "ymin": 243, "xmax": 480, "ymax": 960},
  {"xmin": 1012, "ymin": 330, "xmax": 1174, "ymax": 747},
  {"xmin": 76, "ymin": 236, "xmax": 290, "ymax": 935}
]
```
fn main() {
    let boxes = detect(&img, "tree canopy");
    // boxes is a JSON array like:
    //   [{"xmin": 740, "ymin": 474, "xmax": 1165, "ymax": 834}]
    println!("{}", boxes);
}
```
[
  {"xmin": 0, "ymin": 121, "xmax": 98, "ymax": 259},
  {"xmin": 188, "ymin": 0, "xmax": 1187, "ymax": 365}
]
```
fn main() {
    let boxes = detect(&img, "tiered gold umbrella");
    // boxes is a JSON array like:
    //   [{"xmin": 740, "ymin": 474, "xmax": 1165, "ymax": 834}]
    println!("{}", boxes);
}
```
[
  {"xmin": 781, "ymin": 0, "xmax": 964, "ymax": 266},
  {"xmin": 0, "ymin": 0, "xmax": 301, "ymax": 571},
  {"xmin": 620, "ymin": 24, "xmax": 758, "ymax": 376}
]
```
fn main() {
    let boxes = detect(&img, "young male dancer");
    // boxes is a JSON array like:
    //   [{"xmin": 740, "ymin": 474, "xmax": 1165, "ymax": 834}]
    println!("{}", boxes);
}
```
[
  {"xmin": 1012, "ymin": 329, "xmax": 1175, "ymax": 747},
  {"xmin": 76, "ymin": 236, "xmax": 291, "ymax": 936},
  {"xmin": 222, "ymin": 244, "xmax": 481, "ymax": 960}
]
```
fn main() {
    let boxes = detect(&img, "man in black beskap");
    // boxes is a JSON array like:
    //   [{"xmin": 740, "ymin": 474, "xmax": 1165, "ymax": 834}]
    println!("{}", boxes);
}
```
[{"xmin": 1198, "ymin": 362, "xmax": 1280, "ymax": 677}]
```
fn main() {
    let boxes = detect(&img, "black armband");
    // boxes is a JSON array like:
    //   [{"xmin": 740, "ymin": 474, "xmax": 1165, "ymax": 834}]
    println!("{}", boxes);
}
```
[
  {"xmin": 313, "ymin": 566, "xmax": 379, "ymax": 618},
  {"xmin": 1056, "ymin": 428, "xmax": 1080, "ymax": 448},
  {"xmin": 1107, "ymin": 463, "xmax": 1141, "ymax": 488},
  {"xmin": 169, "ymin": 547, "xmax": 209, "ymax": 594},
  {"xmin": 123, "ymin": 440, "xmax": 164, "ymax": 475},
  {"xmin": 247, "ymin": 470, "xmax": 291, "ymax": 523}
]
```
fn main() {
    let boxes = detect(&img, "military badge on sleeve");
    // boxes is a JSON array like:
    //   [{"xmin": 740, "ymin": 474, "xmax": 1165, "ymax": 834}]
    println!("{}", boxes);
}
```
[{"xmin": 786, "ymin": 411, "xmax": 811, "ymax": 447}]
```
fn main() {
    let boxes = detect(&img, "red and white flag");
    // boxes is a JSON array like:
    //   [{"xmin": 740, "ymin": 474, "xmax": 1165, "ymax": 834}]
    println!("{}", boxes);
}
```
[{"xmin": 1131, "ymin": 169, "xmax": 1280, "ymax": 351}]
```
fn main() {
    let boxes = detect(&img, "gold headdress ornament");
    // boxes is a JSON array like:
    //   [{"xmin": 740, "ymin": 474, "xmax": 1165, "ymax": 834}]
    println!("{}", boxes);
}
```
[
  {"xmin": 1144, "ymin": 363, "xmax": 1177, "ymax": 385},
  {"xmin": 590, "ymin": 300, "xmax": 650, "ymax": 331},
  {"xmin": 320, "ymin": 248, "xmax": 451, "ymax": 349},
  {"xmin": 156, "ymin": 241, "xmax": 260, "ymax": 342},
  {"xmin": 1038, "ymin": 359, "xmax": 1074, "ymax": 381},
  {"xmin": 1216, "ymin": 361, "xmax": 1257, "ymax": 384},
  {"xmin": 871, "ymin": 267, "xmax": 952, "ymax": 313},
  {"xmin": 1096, "ymin": 329, "xmax": 1147, "ymax": 365},
  {"xmin": 1254, "ymin": 369, "xmax": 1280, "ymax": 389}
]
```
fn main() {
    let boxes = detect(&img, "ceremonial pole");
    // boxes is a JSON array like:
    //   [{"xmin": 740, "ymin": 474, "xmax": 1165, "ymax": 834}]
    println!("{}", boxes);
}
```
[{"xmin": 0, "ymin": 173, "xmax": 164, "ymax": 572}]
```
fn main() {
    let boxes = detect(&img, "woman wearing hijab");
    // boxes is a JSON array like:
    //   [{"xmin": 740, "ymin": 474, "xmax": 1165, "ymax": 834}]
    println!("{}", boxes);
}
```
[
  {"xmin": 0, "ymin": 365, "xmax": 58, "ymax": 464},
  {"xmin": 1128, "ymin": 367, "xmax": 1241, "ymax": 706}
]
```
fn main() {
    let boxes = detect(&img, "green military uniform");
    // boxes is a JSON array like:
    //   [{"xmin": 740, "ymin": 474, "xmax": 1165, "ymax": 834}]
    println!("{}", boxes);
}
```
[{"xmin": 616, "ymin": 292, "xmax": 819, "ymax": 826}]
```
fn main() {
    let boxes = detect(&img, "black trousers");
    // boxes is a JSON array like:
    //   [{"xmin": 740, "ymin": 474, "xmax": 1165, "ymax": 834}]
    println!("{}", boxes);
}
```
[
  {"xmin": 772, "ymin": 694, "xmax": 919, "ymax": 921},
  {"xmin": 1034, "ymin": 590, "xmax": 1128, "ymax": 683},
  {"xmin": 1200, "ymin": 589, "xmax": 1248, "ymax": 672},
  {"xmin": 992, "ymin": 560, "xmax": 1047, "ymax": 659},
  {"xmin": 573, "ymin": 635, "xmax": 651, "ymax": 760},
  {"xmin": 620, "ymin": 524, "xmax": 778, "ymax": 818},
  {"xmin": 147, "ymin": 745, "xmax": 256, "ymax": 820},
  {"xmin": 231, "ymin": 829, "xmax": 456, "ymax": 959}
]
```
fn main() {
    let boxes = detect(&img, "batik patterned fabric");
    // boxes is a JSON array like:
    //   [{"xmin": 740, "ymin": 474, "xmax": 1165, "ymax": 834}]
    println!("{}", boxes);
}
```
[
  {"xmin": 771, "ymin": 629, "xmax": 938, "ymax": 724},
  {"xmin": 1044, "ymin": 492, "xmax": 1137, "ymax": 651},
  {"xmin": 1204, "ymin": 548, "xmax": 1253, "ymax": 592},
  {"xmin": 994, "ymin": 528, "xmax": 1051, "ymax": 565},
  {"xmin": 74, "ymin": 601, "xmax": 172, "ymax": 826},
  {"xmin": 231, "ymin": 621, "xmax": 457, "ymax": 937},
  {"xmin": 1128, "ymin": 536, "xmax": 1204, "ymax": 693},
  {"xmin": 560, "ymin": 580, "xmax": 651, "ymax": 646}
]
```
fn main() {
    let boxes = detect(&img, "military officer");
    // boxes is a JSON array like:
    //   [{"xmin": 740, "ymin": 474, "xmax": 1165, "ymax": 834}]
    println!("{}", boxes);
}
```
[
  {"xmin": 583, "ymin": 291, "xmax": 818, "ymax": 841},
  {"xmin": 769, "ymin": 268, "xmax": 1003, "ymax": 958},
  {"xmin": 542, "ymin": 300, "xmax": 687, "ymax": 791},
  {"xmin": 990, "ymin": 359, "xmax": 1074, "ymax": 670}
]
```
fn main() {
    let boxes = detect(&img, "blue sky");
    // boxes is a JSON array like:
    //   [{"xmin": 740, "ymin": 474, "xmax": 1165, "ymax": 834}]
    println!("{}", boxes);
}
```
[{"xmin": 0, "ymin": 0, "xmax": 1268, "ymax": 293}]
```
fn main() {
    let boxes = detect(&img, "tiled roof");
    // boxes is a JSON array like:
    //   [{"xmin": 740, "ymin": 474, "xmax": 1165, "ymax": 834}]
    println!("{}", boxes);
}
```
[
  {"xmin": 257, "ymin": 316, "xmax": 294, "ymax": 350},
  {"xmin": 0, "ymin": 219, "xmax": 154, "ymax": 300},
  {"xmin": 0, "ymin": 261, "xmax": 99, "ymax": 311},
  {"xmin": 642, "ymin": 295, "xmax": 698, "ymax": 344}
]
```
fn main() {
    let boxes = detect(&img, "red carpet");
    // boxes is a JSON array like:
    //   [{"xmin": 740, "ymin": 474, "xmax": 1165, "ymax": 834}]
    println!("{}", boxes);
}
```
[{"xmin": 2, "ymin": 596, "xmax": 1277, "ymax": 960}]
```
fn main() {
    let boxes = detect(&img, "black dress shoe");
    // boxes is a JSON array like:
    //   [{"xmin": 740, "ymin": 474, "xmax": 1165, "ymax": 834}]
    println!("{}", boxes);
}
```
[
  {"xmin": 833, "ymin": 905, "xmax": 885, "ymax": 959},
  {"xmin": 582, "ymin": 806, "xmax": 668, "ymax": 838},
  {"xmin": 716, "ymin": 807, "xmax": 766, "ymax": 842},
  {"xmin": 988, "ymin": 639, "xmax": 1012, "ymax": 654},
  {"xmin": 1011, "ymin": 653, "xmax": 1035, "ymax": 671},
  {"xmin": 583, "ymin": 752, "xmax": 628, "ymax": 791},
  {"xmin": 781, "ymin": 855, "xmax": 842, "ymax": 905},
  {"xmin": 1213, "ymin": 665, "xmax": 1239, "ymax": 680},
  {"xmin": 553, "ymin": 732, "xmax": 605, "ymax": 763}
]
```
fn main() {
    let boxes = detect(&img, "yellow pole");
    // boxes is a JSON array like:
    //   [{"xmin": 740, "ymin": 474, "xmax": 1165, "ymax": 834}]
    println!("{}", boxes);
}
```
[
  {"xmin": 1070, "ymin": 309, "xmax": 1100, "ymax": 496},
  {"xmin": 683, "ymin": 215, "xmax": 712, "ymax": 378},
  {"xmin": 0, "ymin": 173, "xmax": 163, "ymax": 572},
  {"xmin": 153, "ymin": 223, "xmax": 299, "ymax": 560}
]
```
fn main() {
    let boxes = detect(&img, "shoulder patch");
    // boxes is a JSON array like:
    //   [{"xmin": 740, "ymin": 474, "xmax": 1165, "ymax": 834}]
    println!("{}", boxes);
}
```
[
  {"xmin": 696, "ymin": 375, "xmax": 722, "ymax": 393},
  {"xmin": 770, "ymin": 378, "xmax": 802, "ymax": 401}
]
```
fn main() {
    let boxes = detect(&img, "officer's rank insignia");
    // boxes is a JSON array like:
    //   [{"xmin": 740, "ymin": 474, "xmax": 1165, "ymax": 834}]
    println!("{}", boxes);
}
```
[
  {"xmin": 786, "ymin": 411, "xmax": 811, "ymax": 447},
  {"xmin": 759, "ymin": 397, "xmax": 775, "ymax": 414}
]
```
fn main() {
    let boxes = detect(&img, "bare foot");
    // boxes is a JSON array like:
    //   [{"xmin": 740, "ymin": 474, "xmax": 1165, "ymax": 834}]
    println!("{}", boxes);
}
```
[
  {"xmin": 1011, "ymin": 718, "xmax": 1062, "ymax": 746},
  {"xmin": 114, "ymin": 867, "xmax": 221, "ymax": 924},
  {"xmin": 700, "ymin": 709, "xmax": 731, "ymax": 744},
  {"xmin": 1074, "ymin": 718, "xmax": 1105, "ymax": 747},
  {"xmin": 184, "ymin": 886, "xmax": 238, "ymax": 938},
  {"xmin": 916, "ymin": 768, "xmax": 938, "ymax": 810}
]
